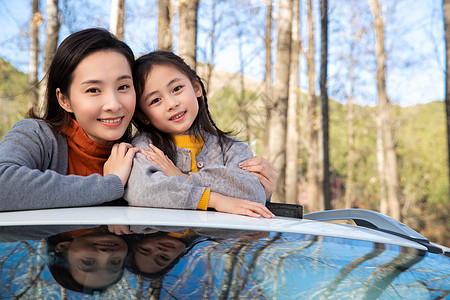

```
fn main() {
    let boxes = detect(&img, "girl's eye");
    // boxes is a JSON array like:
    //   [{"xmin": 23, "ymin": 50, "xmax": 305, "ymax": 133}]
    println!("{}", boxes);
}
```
[
  {"xmin": 87, "ymin": 88, "xmax": 100, "ymax": 94},
  {"xmin": 81, "ymin": 259, "xmax": 95, "ymax": 266},
  {"xmin": 173, "ymin": 86, "xmax": 183, "ymax": 93},
  {"xmin": 150, "ymin": 98, "xmax": 161, "ymax": 105},
  {"xmin": 118, "ymin": 84, "xmax": 130, "ymax": 91}
]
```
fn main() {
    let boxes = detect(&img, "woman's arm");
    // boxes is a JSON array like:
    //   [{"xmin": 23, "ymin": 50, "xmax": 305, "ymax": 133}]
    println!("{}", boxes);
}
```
[
  {"xmin": 0, "ymin": 119, "xmax": 124, "ymax": 211},
  {"xmin": 238, "ymin": 156, "xmax": 278, "ymax": 200}
]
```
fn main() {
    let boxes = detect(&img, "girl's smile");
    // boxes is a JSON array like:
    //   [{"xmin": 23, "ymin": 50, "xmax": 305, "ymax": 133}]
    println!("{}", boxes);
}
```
[{"xmin": 139, "ymin": 64, "xmax": 201, "ymax": 135}]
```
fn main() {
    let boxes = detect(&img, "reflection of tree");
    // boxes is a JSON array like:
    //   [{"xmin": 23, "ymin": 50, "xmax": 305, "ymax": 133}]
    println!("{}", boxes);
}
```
[
  {"xmin": 321, "ymin": 242, "xmax": 385, "ymax": 299},
  {"xmin": 362, "ymin": 247, "xmax": 425, "ymax": 299}
]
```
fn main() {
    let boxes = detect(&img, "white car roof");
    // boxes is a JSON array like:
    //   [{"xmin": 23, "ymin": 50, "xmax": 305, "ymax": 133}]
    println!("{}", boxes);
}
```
[{"xmin": 0, "ymin": 207, "xmax": 432, "ymax": 251}]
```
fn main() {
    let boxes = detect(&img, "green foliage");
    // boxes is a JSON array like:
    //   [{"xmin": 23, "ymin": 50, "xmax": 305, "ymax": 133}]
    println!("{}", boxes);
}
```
[{"xmin": 0, "ymin": 58, "xmax": 29, "ymax": 139}]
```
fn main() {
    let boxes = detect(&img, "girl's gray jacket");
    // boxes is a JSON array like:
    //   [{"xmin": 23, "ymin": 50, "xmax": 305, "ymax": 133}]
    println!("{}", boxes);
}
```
[
  {"xmin": 124, "ymin": 132, "xmax": 266, "ymax": 209},
  {"xmin": 0, "ymin": 119, "xmax": 124, "ymax": 211}
]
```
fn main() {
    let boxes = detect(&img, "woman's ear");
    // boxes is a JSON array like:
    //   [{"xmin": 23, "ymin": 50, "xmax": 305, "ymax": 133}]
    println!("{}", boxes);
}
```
[
  {"xmin": 55, "ymin": 241, "xmax": 71, "ymax": 253},
  {"xmin": 56, "ymin": 88, "xmax": 73, "ymax": 113}
]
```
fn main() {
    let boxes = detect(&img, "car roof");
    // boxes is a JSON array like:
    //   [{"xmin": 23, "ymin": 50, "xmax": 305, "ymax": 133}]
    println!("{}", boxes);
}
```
[{"xmin": 0, "ymin": 206, "xmax": 442, "ymax": 252}]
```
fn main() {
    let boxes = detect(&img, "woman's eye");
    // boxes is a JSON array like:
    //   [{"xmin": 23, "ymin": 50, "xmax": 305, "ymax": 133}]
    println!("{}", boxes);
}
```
[
  {"xmin": 159, "ymin": 255, "xmax": 170, "ymax": 262},
  {"xmin": 87, "ymin": 88, "xmax": 100, "ymax": 94},
  {"xmin": 110, "ymin": 259, "xmax": 122, "ymax": 266},
  {"xmin": 81, "ymin": 259, "xmax": 95, "ymax": 266},
  {"xmin": 150, "ymin": 98, "xmax": 161, "ymax": 105},
  {"xmin": 118, "ymin": 84, "xmax": 130, "ymax": 91}
]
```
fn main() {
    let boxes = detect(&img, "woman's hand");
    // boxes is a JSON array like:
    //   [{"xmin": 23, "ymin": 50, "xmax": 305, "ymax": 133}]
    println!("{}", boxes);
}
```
[
  {"xmin": 107, "ymin": 225, "xmax": 132, "ymax": 235},
  {"xmin": 104, "ymin": 142, "xmax": 140, "ymax": 186},
  {"xmin": 239, "ymin": 156, "xmax": 278, "ymax": 199},
  {"xmin": 208, "ymin": 192, "xmax": 275, "ymax": 219},
  {"xmin": 143, "ymin": 144, "xmax": 186, "ymax": 177}
]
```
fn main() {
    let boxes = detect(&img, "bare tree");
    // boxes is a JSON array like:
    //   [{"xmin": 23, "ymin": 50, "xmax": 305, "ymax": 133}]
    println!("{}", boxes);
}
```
[
  {"xmin": 110, "ymin": 0, "xmax": 125, "ymax": 40},
  {"xmin": 320, "ymin": 0, "xmax": 331, "ymax": 210},
  {"xmin": 285, "ymin": 0, "xmax": 300, "ymax": 204},
  {"xmin": 369, "ymin": 0, "xmax": 401, "ymax": 220},
  {"xmin": 38, "ymin": 0, "xmax": 60, "ymax": 115},
  {"xmin": 157, "ymin": 0, "xmax": 172, "ymax": 51},
  {"xmin": 28, "ymin": 0, "xmax": 41, "ymax": 111},
  {"xmin": 263, "ymin": 0, "xmax": 273, "ymax": 156},
  {"xmin": 444, "ymin": 0, "xmax": 450, "ymax": 197},
  {"xmin": 177, "ymin": 0, "xmax": 199, "ymax": 70},
  {"xmin": 343, "ymin": 2, "xmax": 358, "ymax": 209},
  {"xmin": 305, "ymin": 0, "xmax": 321, "ymax": 211}
]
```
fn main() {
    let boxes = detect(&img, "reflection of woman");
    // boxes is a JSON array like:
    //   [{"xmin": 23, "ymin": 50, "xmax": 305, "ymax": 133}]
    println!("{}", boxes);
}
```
[
  {"xmin": 46, "ymin": 226, "xmax": 128, "ymax": 294},
  {"xmin": 124, "ymin": 230, "xmax": 204, "ymax": 280}
]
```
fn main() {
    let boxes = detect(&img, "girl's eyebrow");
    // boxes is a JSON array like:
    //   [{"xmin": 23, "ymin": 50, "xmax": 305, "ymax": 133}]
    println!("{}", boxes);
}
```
[
  {"xmin": 81, "ymin": 75, "xmax": 132, "ymax": 85},
  {"xmin": 143, "ymin": 77, "xmax": 183, "ymax": 102}
]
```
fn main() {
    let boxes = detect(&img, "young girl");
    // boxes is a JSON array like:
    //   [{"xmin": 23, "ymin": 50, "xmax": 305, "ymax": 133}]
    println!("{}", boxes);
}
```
[
  {"xmin": 0, "ymin": 28, "xmax": 139, "ymax": 211},
  {"xmin": 125, "ymin": 51, "xmax": 275, "ymax": 218}
]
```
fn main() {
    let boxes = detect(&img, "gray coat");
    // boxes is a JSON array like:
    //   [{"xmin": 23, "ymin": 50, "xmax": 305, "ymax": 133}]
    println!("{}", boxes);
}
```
[
  {"xmin": 124, "ymin": 132, "xmax": 266, "ymax": 209},
  {"xmin": 0, "ymin": 119, "xmax": 124, "ymax": 211}
]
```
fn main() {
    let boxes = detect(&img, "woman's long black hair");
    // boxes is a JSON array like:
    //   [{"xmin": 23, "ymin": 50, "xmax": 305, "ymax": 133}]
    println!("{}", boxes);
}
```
[{"xmin": 132, "ymin": 51, "xmax": 231, "ymax": 162}]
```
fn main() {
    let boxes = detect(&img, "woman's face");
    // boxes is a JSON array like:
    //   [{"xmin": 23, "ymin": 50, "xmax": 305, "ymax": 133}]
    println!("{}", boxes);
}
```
[
  {"xmin": 60, "ymin": 231, "xmax": 128, "ymax": 288},
  {"xmin": 133, "ymin": 235, "xmax": 186, "ymax": 274},
  {"xmin": 57, "ymin": 50, "xmax": 135, "ymax": 145}
]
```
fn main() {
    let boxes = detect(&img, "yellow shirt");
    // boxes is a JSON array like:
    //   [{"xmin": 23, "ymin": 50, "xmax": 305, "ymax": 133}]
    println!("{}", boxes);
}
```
[{"xmin": 172, "ymin": 135, "xmax": 210, "ymax": 210}]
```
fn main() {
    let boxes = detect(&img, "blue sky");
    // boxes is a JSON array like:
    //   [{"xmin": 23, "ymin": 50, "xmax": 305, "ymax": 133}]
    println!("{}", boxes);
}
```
[{"xmin": 0, "ymin": 0, "xmax": 445, "ymax": 107}]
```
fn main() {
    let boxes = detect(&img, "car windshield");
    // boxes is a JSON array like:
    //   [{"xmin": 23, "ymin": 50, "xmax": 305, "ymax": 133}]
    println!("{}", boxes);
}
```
[{"xmin": 0, "ymin": 224, "xmax": 448, "ymax": 299}]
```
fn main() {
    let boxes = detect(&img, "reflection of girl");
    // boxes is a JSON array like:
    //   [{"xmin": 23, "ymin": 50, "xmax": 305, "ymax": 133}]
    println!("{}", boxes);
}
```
[
  {"xmin": 123, "ymin": 230, "xmax": 204, "ymax": 280},
  {"xmin": 46, "ymin": 226, "xmax": 128, "ymax": 294},
  {"xmin": 125, "ymin": 51, "xmax": 274, "ymax": 218}
]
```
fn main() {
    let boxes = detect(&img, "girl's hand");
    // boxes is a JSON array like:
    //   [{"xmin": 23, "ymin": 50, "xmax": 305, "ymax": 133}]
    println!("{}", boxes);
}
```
[
  {"xmin": 104, "ymin": 143, "xmax": 140, "ymax": 186},
  {"xmin": 208, "ymin": 192, "xmax": 275, "ymax": 219},
  {"xmin": 143, "ymin": 144, "xmax": 186, "ymax": 177},
  {"xmin": 239, "ymin": 156, "xmax": 278, "ymax": 199},
  {"xmin": 107, "ymin": 225, "xmax": 132, "ymax": 235}
]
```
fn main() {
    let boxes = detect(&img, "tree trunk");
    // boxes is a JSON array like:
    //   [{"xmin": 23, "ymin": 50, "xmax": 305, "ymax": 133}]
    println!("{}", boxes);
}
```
[
  {"xmin": 267, "ymin": 0, "xmax": 292, "ymax": 202},
  {"xmin": 28, "ymin": 0, "xmax": 40, "ymax": 112},
  {"xmin": 320, "ymin": 0, "xmax": 331, "ymax": 210},
  {"xmin": 263, "ymin": 0, "xmax": 273, "ymax": 156},
  {"xmin": 285, "ymin": 0, "xmax": 300, "ymax": 205},
  {"xmin": 157, "ymin": 0, "xmax": 172, "ymax": 51},
  {"xmin": 444, "ymin": 0, "xmax": 450, "ymax": 198},
  {"xmin": 178, "ymin": 0, "xmax": 199, "ymax": 70},
  {"xmin": 110, "ymin": 0, "xmax": 125, "ymax": 40},
  {"xmin": 369, "ymin": 0, "xmax": 401, "ymax": 220},
  {"xmin": 38, "ymin": 0, "xmax": 60, "ymax": 115},
  {"xmin": 305, "ymin": 0, "xmax": 320, "ymax": 211},
  {"xmin": 343, "ymin": 4, "xmax": 358, "ymax": 209}
]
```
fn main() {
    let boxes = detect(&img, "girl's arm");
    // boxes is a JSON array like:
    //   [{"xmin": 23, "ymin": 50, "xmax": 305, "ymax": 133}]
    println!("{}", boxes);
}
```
[
  {"xmin": 124, "ymin": 151, "xmax": 207, "ymax": 210},
  {"xmin": 188, "ymin": 138, "xmax": 267, "ymax": 205},
  {"xmin": 208, "ymin": 192, "xmax": 274, "ymax": 218},
  {"xmin": 0, "ymin": 119, "xmax": 125, "ymax": 211}
]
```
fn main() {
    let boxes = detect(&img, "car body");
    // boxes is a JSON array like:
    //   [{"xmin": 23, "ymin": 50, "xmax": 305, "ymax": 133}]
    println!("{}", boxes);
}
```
[{"xmin": 0, "ymin": 206, "xmax": 448, "ymax": 299}]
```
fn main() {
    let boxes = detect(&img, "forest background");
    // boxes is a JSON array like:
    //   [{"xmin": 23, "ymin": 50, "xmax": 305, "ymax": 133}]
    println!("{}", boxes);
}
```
[{"xmin": 0, "ymin": 0, "xmax": 448, "ymax": 247}]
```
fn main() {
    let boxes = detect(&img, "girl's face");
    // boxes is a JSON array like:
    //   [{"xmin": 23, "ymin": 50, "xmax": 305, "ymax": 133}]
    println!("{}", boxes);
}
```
[
  {"xmin": 133, "ymin": 235, "xmax": 186, "ymax": 274},
  {"xmin": 57, "ymin": 50, "xmax": 135, "ymax": 145},
  {"xmin": 56, "ymin": 231, "xmax": 128, "ymax": 288},
  {"xmin": 139, "ymin": 64, "xmax": 201, "ymax": 135}
]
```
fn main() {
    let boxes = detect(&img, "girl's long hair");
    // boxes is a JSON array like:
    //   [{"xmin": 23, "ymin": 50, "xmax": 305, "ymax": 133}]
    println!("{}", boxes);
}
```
[{"xmin": 132, "ymin": 51, "xmax": 231, "ymax": 162}]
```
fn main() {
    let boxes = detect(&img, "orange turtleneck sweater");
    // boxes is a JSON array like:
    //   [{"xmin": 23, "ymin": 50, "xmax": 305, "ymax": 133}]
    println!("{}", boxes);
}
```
[{"xmin": 61, "ymin": 119, "xmax": 113, "ymax": 176}]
